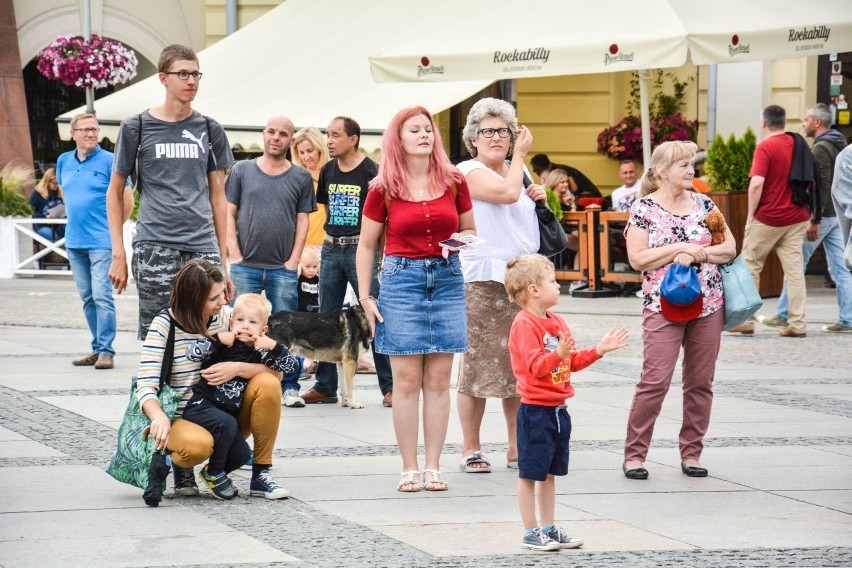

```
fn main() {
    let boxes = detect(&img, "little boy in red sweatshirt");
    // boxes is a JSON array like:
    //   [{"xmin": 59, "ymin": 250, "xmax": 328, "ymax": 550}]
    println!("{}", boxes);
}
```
[{"xmin": 505, "ymin": 254, "xmax": 629, "ymax": 551}]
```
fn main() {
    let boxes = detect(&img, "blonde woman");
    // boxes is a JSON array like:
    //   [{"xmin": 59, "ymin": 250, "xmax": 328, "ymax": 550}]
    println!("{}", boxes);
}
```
[
  {"xmin": 291, "ymin": 127, "xmax": 330, "ymax": 251},
  {"xmin": 29, "ymin": 168, "xmax": 65, "ymax": 241},
  {"xmin": 544, "ymin": 169, "xmax": 576, "ymax": 213},
  {"xmin": 622, "ymin": 141, "xmax": 736, "ymax": 480}
]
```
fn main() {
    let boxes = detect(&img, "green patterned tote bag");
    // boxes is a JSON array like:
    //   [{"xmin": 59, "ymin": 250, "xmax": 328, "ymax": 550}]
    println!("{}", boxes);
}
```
[{"xmin": 106, "ymin": 316, "xmax": 181, "ymax": 489}]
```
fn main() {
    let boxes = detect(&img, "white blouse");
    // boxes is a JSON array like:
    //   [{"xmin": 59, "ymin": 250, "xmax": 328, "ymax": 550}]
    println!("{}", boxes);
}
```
[{"xmin": 456, "ymin": 159, "xmax": 539, "ymax": 283}]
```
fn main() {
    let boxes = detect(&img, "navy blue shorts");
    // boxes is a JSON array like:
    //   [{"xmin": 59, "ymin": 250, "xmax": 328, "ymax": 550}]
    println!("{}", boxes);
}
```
[{"xmin": 517, "ymin": 403, "xmax": 572, "ymax": 481}]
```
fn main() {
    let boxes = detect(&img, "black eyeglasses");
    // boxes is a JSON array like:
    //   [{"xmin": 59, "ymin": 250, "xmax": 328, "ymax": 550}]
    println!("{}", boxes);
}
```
[
  {"xmin": 72, "ymin": 127, "xmax": 100, "ymax": 134},
  {"xmin": 164, "ymin": 71, "xmax": 203, "ymax": 81},
  {"xmin": 476, "ymin": 127, "xmax": 513, "ymax": 139}
]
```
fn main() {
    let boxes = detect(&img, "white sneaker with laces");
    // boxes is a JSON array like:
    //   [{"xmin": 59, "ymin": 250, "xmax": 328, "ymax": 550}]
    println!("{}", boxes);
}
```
[{"xmin": 283, "ymin": 389, "xmax": 305, "ymax": 408}]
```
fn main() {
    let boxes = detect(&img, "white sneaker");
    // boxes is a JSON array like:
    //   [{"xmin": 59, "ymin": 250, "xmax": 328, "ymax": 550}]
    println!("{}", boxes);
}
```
[
  {"xmin": 569, "ymin": 281, "xmax": 587, "ymax": 292},
  {"xmin": 283, "ymin": 389, "xmax": 305, "ymax": 408}
]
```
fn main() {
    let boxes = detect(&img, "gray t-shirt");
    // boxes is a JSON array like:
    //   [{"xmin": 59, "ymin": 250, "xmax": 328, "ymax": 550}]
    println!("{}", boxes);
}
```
[
  {"xmin": 226, "ymin": 159, "xmax": 316, "ymax": 269},
  {"xmin": 113, "ymin": 110, "xmax": 234, "ymax": 251}
]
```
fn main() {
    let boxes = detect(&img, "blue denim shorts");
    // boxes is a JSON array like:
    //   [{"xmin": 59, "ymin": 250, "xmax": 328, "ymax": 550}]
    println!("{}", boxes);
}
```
[
  {"xmin": 517, "ymin": 403, "xmax": 572, "ymax": 481},
  {"xmin": 375, "ymin": 254, "xmax": 467, "ymax": 355}
]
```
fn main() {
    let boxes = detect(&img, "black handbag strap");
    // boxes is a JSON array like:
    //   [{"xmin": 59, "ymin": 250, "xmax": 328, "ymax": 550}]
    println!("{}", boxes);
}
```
[
  {"xmin": 505, "ymin": 159, "xmax": 532, "ymax": 189},
  {"xmin": 158, "ymin": 315, "xmax": 177, "ymax": 391}
]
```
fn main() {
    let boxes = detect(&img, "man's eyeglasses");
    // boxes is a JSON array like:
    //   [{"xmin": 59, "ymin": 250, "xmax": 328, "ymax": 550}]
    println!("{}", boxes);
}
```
[
  {"xmin": 476, "ymin": 127, "xmax": 513, "ymax": 139},
  {"xmin": 72, "ymin": 127, "xmax": 100, "ymax": 134},
  {"xmin": 164, "ymin": 71, "xmax": 203, "ymax": 81}
]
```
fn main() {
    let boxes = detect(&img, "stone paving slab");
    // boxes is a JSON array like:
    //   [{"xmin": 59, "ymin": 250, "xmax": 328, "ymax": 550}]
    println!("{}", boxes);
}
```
[
  {"xmin": 0, "ymin": 439, "xmax": 65, "ymax": 459},
  {"xmin": 772, "ymin": 489, "xmax": 852, "ymax": 514},
  {"xmin": 317, "ymin": 494, "xmax": 598, "ymax": 526},
  {"xmin": 569, "ymin": 491, "xmax": 852, "ymax": 549}
]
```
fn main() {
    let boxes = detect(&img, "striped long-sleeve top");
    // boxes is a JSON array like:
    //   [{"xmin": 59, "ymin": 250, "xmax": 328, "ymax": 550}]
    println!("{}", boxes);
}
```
[{"xmin": 136, "ymin": 307, "xmax": 228, "ymax": 415}]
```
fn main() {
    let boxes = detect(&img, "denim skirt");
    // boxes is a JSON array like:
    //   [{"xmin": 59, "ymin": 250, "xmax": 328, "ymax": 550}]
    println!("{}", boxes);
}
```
[{"xmin": 375, "ymin": 254, "xmax": 468, "ymax": 355}]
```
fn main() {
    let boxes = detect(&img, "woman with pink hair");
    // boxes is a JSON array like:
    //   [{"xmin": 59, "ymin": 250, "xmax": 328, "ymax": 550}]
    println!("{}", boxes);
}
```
[{"xmin": 356, "ymin": 106, "xmax": 476, "ymax": 493}]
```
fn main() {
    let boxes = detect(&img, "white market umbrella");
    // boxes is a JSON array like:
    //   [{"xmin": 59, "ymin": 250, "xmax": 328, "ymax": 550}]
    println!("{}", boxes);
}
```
[{"xmin": 369, "ymin": 0, "xmax": 852, "ymax": 165}]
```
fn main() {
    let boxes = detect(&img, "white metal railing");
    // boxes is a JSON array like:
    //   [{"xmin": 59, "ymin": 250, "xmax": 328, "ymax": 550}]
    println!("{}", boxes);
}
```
[
  {"xmin": 1, "ymin": 218, "xmax": 135, "ymax": 279},
  {"xmin": 11, "ymin": 218, "xmax": 71, "ymax": 276}
]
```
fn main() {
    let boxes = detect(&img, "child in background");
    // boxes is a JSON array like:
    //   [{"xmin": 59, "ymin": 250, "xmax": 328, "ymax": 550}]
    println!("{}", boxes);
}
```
[
  {"xmin": 298, "ymin": 247, "xmax": 320, "ymax": 313},
  {"xmin": 297, "ymin": 248, "xmax": 320, "ymax": 374},
  {"xmin": 183, "ymin": 293, "xmax": 297, "ymax": 500},
  {"xmin": 505, "ymin": 254, "xmax": 629, "ymax": 551}
]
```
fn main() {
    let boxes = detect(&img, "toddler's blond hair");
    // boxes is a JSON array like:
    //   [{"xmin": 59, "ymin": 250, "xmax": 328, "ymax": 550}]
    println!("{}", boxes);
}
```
[
  {"xmin": 504, "ymin": 254, "xmax": 555, "ymax": 305},
  {"xmin": 233, "ymin": 293, "xmax": 273, "ymax": 322},
  {"xmin": 300, "ymin": 247, "xmax": 320, "ymax": 264}
]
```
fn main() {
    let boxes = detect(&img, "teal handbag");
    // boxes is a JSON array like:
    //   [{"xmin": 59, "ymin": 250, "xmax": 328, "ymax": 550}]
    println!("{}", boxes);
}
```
[
  {"xmin": 106, "ymin": 317, "xmax": 182, "ymax": 489},
  {"xmin": 720, "ymin": 255, "xmax": 763, "ymax": 331}
]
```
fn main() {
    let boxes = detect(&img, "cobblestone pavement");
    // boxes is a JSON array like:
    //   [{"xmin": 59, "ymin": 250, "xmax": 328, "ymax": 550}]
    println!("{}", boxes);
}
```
[{"xmin": 0, "ymin": 276, "xmax": 850, "ymax": 567}]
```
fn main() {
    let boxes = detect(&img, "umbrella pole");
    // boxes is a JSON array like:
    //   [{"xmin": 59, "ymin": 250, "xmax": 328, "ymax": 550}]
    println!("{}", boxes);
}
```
[
  {"xmin": 707, "ymin": 64, "xmax": 718, "ymax": 148},
  {"xmin": 82, "ymin": 0, "xmax": 95, "ymax": 114},
  {"xmin": 639, "ymin": 69, "xmax": 652, "ymax": 168}
]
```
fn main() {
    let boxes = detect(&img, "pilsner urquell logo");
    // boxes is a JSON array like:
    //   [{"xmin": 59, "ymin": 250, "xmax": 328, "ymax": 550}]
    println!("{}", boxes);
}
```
[
  {"xmin": 417, "ymin": 57, "xmax": 444, "ymax": 77},
  {"xmin": 604, "ymin": 44, "xmax": 634, "ymax": 66},
  {"xmin": 728, "ymin": 34, "xmax": 750, "ymax": 57}
]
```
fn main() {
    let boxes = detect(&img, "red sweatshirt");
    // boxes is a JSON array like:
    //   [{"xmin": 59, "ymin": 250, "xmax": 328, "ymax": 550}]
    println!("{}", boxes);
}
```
[{"xmin": 508, "ymin": 309, "xmax": 601, "ymax": 406}]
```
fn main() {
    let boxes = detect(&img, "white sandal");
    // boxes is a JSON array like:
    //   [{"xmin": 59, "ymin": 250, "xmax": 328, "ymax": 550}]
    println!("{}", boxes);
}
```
[
  {"xmin": 397, "ymin": 470, "xmax": 421, "ymax": 492},
  {"xmin": 421, "ymin": 469, "xmax": 448, "ymax": 491}
]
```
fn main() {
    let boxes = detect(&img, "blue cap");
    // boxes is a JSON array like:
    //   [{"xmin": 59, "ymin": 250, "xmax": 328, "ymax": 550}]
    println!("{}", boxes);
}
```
[{"xmin": 660, "ymin": 264, "xmax": 702, "ymax": 322}]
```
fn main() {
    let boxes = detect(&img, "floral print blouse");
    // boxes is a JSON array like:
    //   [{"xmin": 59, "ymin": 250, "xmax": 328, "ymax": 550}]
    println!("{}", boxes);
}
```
[{"xmin": 625, "ymin": 192, "xmax": 724, "ymax": 318}]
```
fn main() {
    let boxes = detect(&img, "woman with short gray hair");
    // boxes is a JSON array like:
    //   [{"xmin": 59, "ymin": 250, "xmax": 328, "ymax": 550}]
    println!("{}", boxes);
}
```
[{"xmin": 456, "ymin": 97, "xmax": 546, "ymax": 473}]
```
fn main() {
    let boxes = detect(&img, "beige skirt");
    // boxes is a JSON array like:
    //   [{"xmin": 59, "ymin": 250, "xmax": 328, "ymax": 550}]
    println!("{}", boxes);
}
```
[{"xmin": 457, "ymin": 280, "xmax": 521, "ymax": 399}]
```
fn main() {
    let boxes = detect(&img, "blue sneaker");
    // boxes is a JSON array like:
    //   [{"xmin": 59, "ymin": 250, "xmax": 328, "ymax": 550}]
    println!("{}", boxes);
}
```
[
  {"xmin": 521, "ymin": 527, "xmax": 559, "ymax": 551},
  {"xmin": 250, "ymin": 469, "xmax": 290, "ymax": 500},
  {"xmin": 544, "ymin": 526, "xmax": 584, "ymax": 549}
]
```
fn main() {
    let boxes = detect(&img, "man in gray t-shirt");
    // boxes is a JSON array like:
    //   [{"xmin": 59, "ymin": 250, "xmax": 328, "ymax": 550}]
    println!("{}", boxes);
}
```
[
  {"xmin": 226, "ymin": 115, "xmax": 315, "ymax": 407},
  {"xmin": 106, "ymin": 45, "xmax": 234, "ymax": 340}
]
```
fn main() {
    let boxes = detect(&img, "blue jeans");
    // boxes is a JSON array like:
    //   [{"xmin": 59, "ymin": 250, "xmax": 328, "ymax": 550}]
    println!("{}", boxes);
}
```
[
  {"xmin": 776, "ymin": 216, "xmax": 852, "ymax": 327},
  {"xmin": 66, "ymin": 248, "xmax": 116, "ymax": 356},
  {"xmin": 230, "ymin": 263, "xmax": 298, "ymax": 314},
  {"xmin": 313, "ymin": 240, "xmax": 393, "ymax": 396},
  {"xmin": 230, "ymin": 263, "xmax": 301, "ymax": 393},
  {"xmin": 35, "ymin": 226, "xmax": 62, "ymax": 242}
]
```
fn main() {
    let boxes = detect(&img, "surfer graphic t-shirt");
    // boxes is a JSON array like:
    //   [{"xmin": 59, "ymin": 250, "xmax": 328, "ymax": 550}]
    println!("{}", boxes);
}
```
[
  {"xmin": 316, "ymin": 157, "xmax": 378, "ymax": 238},
  {"xmin": 113, "ymin": 110, "xmax": 234, "ymax": 251}
]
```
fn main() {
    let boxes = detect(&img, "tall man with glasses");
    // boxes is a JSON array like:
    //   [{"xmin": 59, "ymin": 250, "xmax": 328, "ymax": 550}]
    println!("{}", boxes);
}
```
[
  {"xmin": 301, "ymin": 116, "xmax": 394, "ymax": 407},
  {"xmin": 107, "ymin": 43, "xmax": 235, "ymax": 340},
  {"xmin": 57, "ymin": 113, "xmax": 134, "ymax": 369},
  {"xmin": 226, "ymin": 115, "xmax": 316, "ymax": 407}
]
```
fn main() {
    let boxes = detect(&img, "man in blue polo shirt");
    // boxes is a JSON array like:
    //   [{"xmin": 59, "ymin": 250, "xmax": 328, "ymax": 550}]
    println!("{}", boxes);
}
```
[{"xmin": 56, "ymin": 113, "xmax": 133, "ymax": 369}]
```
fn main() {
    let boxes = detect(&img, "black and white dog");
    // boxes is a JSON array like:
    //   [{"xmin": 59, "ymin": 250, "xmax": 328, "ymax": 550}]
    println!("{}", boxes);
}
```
[{"xmin": 266, "ymin": 306, "xmax": 372, "ymax": 409}]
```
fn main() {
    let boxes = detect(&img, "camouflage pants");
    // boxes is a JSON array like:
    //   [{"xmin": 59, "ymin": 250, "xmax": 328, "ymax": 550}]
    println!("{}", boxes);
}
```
[{"xmin": 132, "ymin": 242, "xmax": 221, "ymax": 340}]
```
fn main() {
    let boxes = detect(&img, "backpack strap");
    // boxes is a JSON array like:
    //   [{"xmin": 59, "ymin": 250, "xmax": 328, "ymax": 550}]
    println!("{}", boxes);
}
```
[
  {"xmin": 204, "ymin": 115, "xmax": 219, "ymax": 171},
  {"xmin": 135, "ymin": 113, "xmax": 143, "ymax": 193}
]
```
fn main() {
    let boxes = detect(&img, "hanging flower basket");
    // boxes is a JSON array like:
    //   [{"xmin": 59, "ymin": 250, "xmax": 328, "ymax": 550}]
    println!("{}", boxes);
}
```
[
  {"xmin": 37, "ymin": 34, "xmax": 138, "ymax": 90},
  {"xmin": 596, "ymin": 113, "xmax": 697, "ymax": 162}
]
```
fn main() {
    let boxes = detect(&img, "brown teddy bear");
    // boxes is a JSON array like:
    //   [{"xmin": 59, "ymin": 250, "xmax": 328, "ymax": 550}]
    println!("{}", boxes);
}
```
[{"xmin": 706, "ymin": 209, "xmax": 727, "ymax": 245}]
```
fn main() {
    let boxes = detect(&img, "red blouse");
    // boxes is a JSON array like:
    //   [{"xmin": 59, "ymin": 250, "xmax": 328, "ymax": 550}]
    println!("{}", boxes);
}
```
[{"xmin": 362, "ymin": 178, "xmax": 473, "ymax": 259}]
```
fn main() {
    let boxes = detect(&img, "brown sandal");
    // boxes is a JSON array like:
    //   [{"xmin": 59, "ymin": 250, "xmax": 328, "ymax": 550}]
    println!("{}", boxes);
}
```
[{"xmin": 397, "ymin": 470, "xmax": 421, "ymax": 492}]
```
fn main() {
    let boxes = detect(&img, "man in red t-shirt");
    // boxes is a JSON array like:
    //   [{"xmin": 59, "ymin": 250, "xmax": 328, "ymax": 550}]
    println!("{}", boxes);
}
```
[{"xmin": 728, "ymin": 105, "xmax": 810, "ymax": 337}]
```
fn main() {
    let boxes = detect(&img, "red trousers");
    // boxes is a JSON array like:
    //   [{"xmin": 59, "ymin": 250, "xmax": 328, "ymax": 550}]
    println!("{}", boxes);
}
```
[{"xmin": 624, "ymin": 309, "xmax": 723, "ymax": 462}]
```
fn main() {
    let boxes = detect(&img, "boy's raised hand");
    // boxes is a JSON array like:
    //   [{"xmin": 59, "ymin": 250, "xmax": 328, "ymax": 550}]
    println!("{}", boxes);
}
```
[
  {"xmin": 556, "ymin": 331, "xmax": 575, "ymax": 359},
  {"xmin": 595, "ymin": 327, "xmax": 630, "ymax": 356}
]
